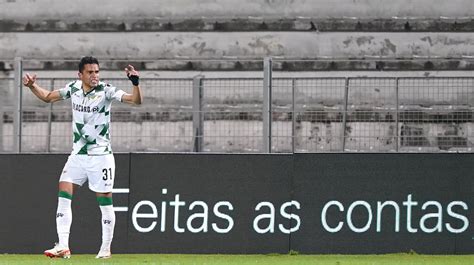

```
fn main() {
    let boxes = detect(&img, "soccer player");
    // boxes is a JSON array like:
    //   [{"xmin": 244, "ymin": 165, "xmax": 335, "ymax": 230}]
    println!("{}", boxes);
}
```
[{"xmin": 22, "ymin": 56, "xmax": 143, "ymax": 259}]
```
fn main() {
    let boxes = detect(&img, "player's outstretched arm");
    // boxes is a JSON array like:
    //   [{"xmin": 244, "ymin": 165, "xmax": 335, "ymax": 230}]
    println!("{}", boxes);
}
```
[
  {"xmin": 121, "ymin": 65, "xmax": 143, "ymax": 105},
  {"xmin": 23, "ymin": 73, "xmax": 62, "ymax": 103}
]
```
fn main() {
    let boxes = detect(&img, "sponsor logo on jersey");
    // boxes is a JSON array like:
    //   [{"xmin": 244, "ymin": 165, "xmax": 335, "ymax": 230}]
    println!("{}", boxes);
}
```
[{"xmin": 73, "ymin": 103, "xmax": 100, "ymax": 113}]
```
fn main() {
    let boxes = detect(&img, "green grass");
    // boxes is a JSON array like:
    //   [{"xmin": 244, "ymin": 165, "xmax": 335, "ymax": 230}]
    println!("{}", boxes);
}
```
[{"xmin": 0, "ymin": 254, "xmax": 473, "ymax": 265}]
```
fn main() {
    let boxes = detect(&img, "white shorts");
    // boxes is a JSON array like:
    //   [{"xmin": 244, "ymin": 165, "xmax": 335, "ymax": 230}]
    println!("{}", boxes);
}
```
[{"xmin": 59, "ymin": 154, "xmax": 115, "ymax": 193}]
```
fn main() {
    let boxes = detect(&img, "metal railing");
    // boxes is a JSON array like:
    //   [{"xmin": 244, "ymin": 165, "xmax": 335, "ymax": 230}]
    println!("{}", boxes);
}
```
[{"xmin": 1, "ymin": 58, "xmax": 474, "ymax": 153}]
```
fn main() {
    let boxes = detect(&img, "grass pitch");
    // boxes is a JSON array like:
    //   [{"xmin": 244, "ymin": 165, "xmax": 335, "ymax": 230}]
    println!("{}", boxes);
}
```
[{"xmin": 0, "ymin": 253, "xmax": 473, "ymax": 265}]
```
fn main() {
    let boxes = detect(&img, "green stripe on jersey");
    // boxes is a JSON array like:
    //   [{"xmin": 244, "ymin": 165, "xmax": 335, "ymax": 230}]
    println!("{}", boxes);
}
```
[
  {"xmin": 99, "ymin": 124, "xmax": 109, "ymax": 136},
  {"xmin": 75, "ymin": 123, "xmax": 84, "ymax": 131},
  {"xmin": 71, "ymin": 87, "xmax": 79, "ymax": 95},
  {"xmin": 69, "ymin": 82, "xmax": 79, "ymax": 95},
  {"xmin": 97, "ymin": 196, "xmax": 113, "ymax": 206},
  {"xmin": 95, "ymin": 84, "xmax": 104, "ymax": 92},
  {"xmin": 78, "ymin": 145, "xmax": 88, "ymax": 154}
]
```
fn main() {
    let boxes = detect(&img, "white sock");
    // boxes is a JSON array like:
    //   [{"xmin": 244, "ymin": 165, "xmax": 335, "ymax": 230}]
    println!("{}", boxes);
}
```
[
  {"xmin": 99, "ymin": 205, "xmax": 115, "ymax": 251},
  {"xmin": 56, "ymin": 197, "xmax": 72, "ymax": 249}
]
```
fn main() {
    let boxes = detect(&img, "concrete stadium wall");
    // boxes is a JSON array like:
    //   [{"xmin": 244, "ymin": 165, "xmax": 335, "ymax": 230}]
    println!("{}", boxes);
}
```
[
  {"xmin": 2, "ymin": 1, "xmax": 474, "ymax": 70},
  {"xmin": 2, "ymin": 32, "xmax": 474, "ymax": 60},
  {"xmin": 1, "ymin": 0, "xmax": 474, "ymax": 20}
]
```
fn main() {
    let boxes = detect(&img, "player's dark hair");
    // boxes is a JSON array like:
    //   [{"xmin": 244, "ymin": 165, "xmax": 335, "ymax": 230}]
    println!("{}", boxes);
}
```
[{"xmin": 79, "ymin": 56, "xmax": 99, "ymax": 73}]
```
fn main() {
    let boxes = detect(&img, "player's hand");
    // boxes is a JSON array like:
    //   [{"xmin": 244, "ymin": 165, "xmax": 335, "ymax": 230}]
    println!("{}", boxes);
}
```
[
  {"xmin": 125, "ymin": 64, "xmax": 139, "ymax": 86},
  {"xmin": 22, "ymin": 73, "xmax": 37, "ymax": 88}
]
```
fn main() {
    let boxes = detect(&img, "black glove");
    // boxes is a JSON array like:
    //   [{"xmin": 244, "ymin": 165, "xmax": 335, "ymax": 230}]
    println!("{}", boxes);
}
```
[{"xmin": 128, "ymin": 74, "xmax": 139, "ymax": 86}]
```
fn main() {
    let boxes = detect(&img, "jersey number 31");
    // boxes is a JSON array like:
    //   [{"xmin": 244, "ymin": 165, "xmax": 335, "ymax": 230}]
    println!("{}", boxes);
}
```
[{"xmin": 102, "ymin": 168, "xmax": 113, "ymax": 180}]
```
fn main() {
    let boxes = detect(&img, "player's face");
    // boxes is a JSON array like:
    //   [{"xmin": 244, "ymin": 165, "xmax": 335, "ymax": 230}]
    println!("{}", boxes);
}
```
[{"xmin": 79, "ymin": 64, "xmax": 100, "ymax": 89}]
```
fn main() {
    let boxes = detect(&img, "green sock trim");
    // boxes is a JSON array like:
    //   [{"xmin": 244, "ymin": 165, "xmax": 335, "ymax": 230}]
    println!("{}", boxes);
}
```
[
  {"xmin": 58, "ymin": 191, "xmax": 73, "ymax": 200},
  {"xmin": 97, "ymin": 196, "xmax": 113, "ymax": 206}
]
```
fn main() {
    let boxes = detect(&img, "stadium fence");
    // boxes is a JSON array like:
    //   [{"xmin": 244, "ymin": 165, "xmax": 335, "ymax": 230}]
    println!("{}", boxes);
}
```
[{"xmin": 1, "ymin": 58, "xmax": 473, "ymax": 153}]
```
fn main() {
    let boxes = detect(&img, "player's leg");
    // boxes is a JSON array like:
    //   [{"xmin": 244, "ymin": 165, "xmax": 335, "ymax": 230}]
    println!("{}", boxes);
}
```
[
  {"xmin": 45, "ymin": 155, "xmax": 87, "ymax": 259},
  {"xmin": 44, "ymin": 181, "xmax": 77, "ymax": 259},
  {"xmin": 56, "ymin": 182, "xmax": 76, "ymax": 250},
  {"xmin": 87, "ymin": 154, "xmax": 116, "ymax": 259},
  {"xmin": 96, "ymin": 192, "xmax": 115, "ymax": 259}
]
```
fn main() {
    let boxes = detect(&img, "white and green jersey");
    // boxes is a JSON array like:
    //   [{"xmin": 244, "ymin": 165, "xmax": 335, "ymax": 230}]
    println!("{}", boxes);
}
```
[{"xmin": 59, "ymin": 80, "xmax": 126, "ymax": 155}]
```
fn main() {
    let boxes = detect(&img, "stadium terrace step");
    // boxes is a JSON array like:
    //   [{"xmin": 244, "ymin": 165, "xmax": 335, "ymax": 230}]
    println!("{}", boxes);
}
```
[
  {"xmin": 2, "ymin": 0, "xmax": 474, "ymax": 25},
  {"xmin": 2, "ymin": 18, "xmax": 474, "ymax": 32},
  {"xmin": 3, "ymin": 31, "xmax": 474, "ymax": 71},
  {"xmin": 2, "ymin": 58, "xmax": 474, "ymax": 71}
]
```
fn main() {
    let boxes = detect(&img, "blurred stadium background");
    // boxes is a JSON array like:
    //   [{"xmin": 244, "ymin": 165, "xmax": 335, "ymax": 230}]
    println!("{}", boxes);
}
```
[{"xmin": 2, "ymin": 0, "xmax": 474, "ymax": 154}]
